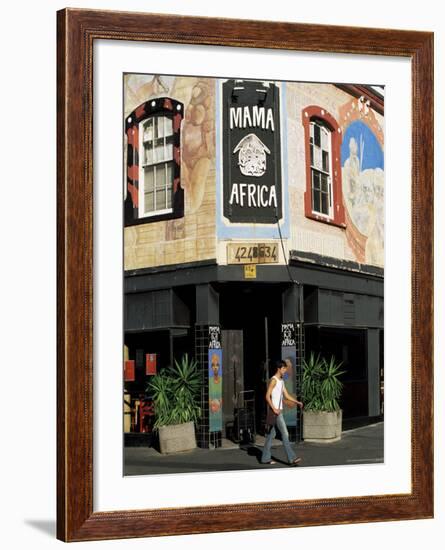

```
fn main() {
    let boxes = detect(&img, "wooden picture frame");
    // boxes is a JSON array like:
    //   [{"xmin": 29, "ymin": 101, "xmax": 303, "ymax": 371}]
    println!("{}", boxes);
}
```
[{"xmin": 57, "ymin": 8, "xmax": 433, "ymax": 542}]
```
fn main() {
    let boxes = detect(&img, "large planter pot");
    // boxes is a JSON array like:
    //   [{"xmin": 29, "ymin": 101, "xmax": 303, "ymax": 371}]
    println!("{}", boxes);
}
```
[
  {"xmin": 158, "ymin": 421, "xmax": 197, "ymax": 454},
  {"xmin": 303, "ymin": 410, "xmax": 343, "ymax": 443}
]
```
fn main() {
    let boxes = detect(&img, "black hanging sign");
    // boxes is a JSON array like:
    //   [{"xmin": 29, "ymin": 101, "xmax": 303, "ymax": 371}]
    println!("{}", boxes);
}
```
[{"xmin": 222, "ymin": 79, "xmax": 282, "ymax": 223}]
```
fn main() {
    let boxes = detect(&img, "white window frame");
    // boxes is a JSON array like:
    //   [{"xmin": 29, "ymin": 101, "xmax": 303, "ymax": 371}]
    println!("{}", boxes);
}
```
[
  {"xmin": 309, "ymin": 120, "xmax": 334, "ymax": 219},
  {"xmin": 138, "ymin": 115, "xmax": 174, "ymax": 218}
]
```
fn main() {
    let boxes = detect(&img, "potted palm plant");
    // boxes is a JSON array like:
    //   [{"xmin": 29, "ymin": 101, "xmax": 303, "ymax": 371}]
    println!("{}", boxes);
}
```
[
  {"xmin": 147, "ymin": 354, "xmax": 202, "ymax": 454},
  {"xmin": 301, "ymin": 352, "xmax": 345, "ymax": 442}
]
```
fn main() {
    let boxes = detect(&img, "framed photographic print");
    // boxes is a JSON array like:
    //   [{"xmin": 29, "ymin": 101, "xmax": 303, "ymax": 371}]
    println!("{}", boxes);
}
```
[{"xmin": 57, "ymin": 8, "xmax": 433, "ymax": 542}]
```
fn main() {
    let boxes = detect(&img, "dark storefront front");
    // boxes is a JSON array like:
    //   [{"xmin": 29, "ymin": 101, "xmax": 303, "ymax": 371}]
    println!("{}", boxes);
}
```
[{"xmin": 124, "ymin": 255, "xmax": 383, "ymax": 447}]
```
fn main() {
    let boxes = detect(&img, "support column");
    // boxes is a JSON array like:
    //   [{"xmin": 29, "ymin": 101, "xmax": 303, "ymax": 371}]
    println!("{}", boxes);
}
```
[
  {"xmin": 196, "ymin": 283, "xmax": 219, "ymax": 325},
  {"xmin": 195, "ymin": 284, "xmax": 222, "ymax": 449},
  {"xmin": 367, "ymin": 328, "xmax": 381, "ymax": 417},
  {"xmin": 281, "ymin": 283, "xmax": 304, "ymax": 442}
]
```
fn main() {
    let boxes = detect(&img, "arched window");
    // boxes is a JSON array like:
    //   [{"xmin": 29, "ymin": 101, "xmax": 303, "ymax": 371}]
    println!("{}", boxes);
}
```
[
  {"xmin": 125, "ymin": 98, "xmax": 184, "ymax": 225},
  {"xmin": 310, "ymin": 119, "xmax": 332, "ymax": 217},
  {"xmin": 140, "ymin": 115, "xmax": 174, "ymax": 215},
  {"xmin": 302, "ymin": 106, "xmax": 345, "ymax": 227}
]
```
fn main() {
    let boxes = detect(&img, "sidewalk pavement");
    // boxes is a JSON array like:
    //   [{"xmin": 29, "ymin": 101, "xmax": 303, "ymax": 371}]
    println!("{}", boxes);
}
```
[{"xmin": 124, "ymin": 421, "xmax": 383, "ymax": 476}]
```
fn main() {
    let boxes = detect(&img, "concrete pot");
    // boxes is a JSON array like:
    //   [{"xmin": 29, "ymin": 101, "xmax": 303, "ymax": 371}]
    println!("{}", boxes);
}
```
[
  {"xmin": 303, "ymin": 410, "xmax": 343, "ymax": 442},
  {"xmin": 158, "ymin": 421, "xmax": 197, "ymax": 454}
]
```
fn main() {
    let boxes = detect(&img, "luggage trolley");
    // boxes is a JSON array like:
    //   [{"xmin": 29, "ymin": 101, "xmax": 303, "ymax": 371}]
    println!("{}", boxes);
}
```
[{"xmin": 233, "ymin": 390, "xmax": 256, "ymax": 445}]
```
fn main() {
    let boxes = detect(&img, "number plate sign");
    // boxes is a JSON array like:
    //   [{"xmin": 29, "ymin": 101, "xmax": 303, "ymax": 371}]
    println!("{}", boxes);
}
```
[{"xmin": 227, "ymin": 242, "xmax": 279, "ymax": 264}]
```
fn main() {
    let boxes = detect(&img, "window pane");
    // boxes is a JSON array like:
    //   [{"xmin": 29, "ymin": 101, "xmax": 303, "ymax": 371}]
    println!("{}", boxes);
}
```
[
  {"xmin": 312, "ymin": 170, "xmax": 320, "ymax": 190},
  {"xmin": 321, "ymin": 173, "xmax": 328, "ymax": 193},
  {"xmin": 165, "ymin": 135, "xmax": 174, "ymax": 161},
  {"xmin": 313, "ymin": 146, "xmax": 322, "ymax": 169},
  {"xmin": 322, "ymin": 150, "xmax": 330, "ymax": 173},
  {"xmin": 144, "ymin": 166, "xmax": 154, "ymax": 192},
  {"xmin": 165, "ymin": 143, "xmax": 173, "ymax": 161},
  {"xmin": 154, "ymin": 117, "xmax": 164, "ymax": 138},
  {"xmin": 156, "ymin": 189, "xmax": 166, "ymax": 209},
  {"xmin": 144, "ymin": 191, "xmax": 154, "ymax": 212},
  {"xmin": 321, "ymin": 128, "xmax": 329, "ymax": 150},
  {"xmin": 166, "ymin": 162, "xmax": 174, "ymax": 185},
  {"xmin": 321, "ymin": 192, "xmax": 329, "ymax": 215},
  {"xmin": 144, "ymin": 144, "xmax": 153, "ymax": 165},
  {"xmin": 155, "ymin": 165, "xmax": 165, "ymax": 190},
  {"xmin": 310, "ymin": 144, "xmax": 314, "ymax": 166},
  {"xmin": 313, "ymin": 189, "xmax": 321, "ymax": 213},
  {"xmin": 143, "ymin": 119, "xmax": 153, "ymax": 142},
  {"xmin": 153, "ymin": 139, "xmax": 164, "ymax": 162},
  {"xmin": 164, "ymin": 117, "xmax": 173, "ymax": 136},
  {"xmin": 314, "ymin": 124, "xmax": 321, "ymax": 147}
]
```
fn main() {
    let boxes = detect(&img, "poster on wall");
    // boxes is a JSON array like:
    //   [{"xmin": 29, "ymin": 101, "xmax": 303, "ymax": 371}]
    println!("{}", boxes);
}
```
[
  {"xmin": 209, "ymin": 349, "xmax": 223, "ymax": 432},
  {"xmin": 281, "ymin": 324, "xmax": 297, "ymax": 427}
]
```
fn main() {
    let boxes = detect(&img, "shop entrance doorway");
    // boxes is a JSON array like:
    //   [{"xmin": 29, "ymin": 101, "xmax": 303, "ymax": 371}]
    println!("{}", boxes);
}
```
[{"xmin": 219, "ymin": 283, "xmax": 284, "ymax": 437}]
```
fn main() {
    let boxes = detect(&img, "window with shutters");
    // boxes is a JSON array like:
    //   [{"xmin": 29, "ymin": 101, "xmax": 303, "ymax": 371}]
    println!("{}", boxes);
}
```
[{"xmin": 125, "ymin": 98, "xmax": 184, "ymax": 225}]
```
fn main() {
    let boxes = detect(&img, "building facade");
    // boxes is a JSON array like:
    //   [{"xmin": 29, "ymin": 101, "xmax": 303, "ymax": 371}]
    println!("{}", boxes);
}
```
[{"xmin": 123, "ymin": 74, "xmax": 384, "ymax": 447}]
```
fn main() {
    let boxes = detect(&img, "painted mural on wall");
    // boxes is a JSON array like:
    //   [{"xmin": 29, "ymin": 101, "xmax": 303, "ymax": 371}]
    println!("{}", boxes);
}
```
[
  {"xmin": 208, "ymin": 349, "xmax": 223, "ymax": 432},
  {"xmin": 124, "ymin": 74, "xmax": 215, "ymax": 214},
  {"xmin": 123, "ymin": 74, "xmax": 216, "ymax": 270},
  {"xmin": 281, "ymin": 324, "xmax": 297, "ymax": 427},
  {"xmin": 124, "ymin": 76, "xmax": 385, "ymax": 272},
  {"xmin": 340, "ymin": 97, "xmax": 385, "ymax": 266}
]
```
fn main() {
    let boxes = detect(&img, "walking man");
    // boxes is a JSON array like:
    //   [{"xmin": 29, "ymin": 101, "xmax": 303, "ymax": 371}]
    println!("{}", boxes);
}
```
[{"xmin": 261, "ymin": 360, "xmax": 303, "ymax": 465}]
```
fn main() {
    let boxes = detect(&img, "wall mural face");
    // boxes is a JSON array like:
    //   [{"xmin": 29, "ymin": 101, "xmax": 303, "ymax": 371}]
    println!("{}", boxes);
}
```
[
  {"xmin": 208, "ymin": 349, "xmax": 223, "ymax": 432},
  {"xmin": 340, "ymin": 98, "xmax": 385, "ymax": 266},
  {"xmin": 123, "ymin": 74, "xmax": 217, "ymax": 271}
]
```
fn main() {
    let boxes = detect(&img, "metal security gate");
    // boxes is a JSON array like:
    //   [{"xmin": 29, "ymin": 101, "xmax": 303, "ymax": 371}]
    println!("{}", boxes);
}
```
[{"xmin": 295, "ymin": 322, "xmax": 305, "ymax": 442}]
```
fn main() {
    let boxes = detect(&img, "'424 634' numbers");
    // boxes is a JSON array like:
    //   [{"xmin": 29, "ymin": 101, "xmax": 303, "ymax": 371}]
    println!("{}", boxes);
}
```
[{"xmin": 234, "ymin": 244, "xmax": 278, "ymax": 263}]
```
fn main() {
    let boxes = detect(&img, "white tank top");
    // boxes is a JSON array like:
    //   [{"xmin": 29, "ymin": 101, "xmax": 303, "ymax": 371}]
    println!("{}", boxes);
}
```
[{"xmin": 271, "ymin": 375, "xmax": 284, "ymax": 410}]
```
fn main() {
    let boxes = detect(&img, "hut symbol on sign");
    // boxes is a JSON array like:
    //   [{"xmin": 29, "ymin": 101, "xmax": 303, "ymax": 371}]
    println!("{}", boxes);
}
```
[{"xmin": 233, "ymin": 134, "xmax": 271, "ymax": 177}]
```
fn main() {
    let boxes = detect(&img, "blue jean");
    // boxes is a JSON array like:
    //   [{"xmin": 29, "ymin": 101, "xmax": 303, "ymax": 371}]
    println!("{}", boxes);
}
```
[{"xmin": 261, "ymin": 412, "xmax": 296, "ymax": 463}]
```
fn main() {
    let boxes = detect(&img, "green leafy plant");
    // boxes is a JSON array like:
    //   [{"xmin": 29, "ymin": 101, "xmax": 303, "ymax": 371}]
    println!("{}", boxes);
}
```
[
  {"xmin": 147, "ymin": 354, "xmax": 202, "ymax": 429},
  {"xmin": 302, "ymin": 352, "xmax": 345, "ymax": 412}
]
